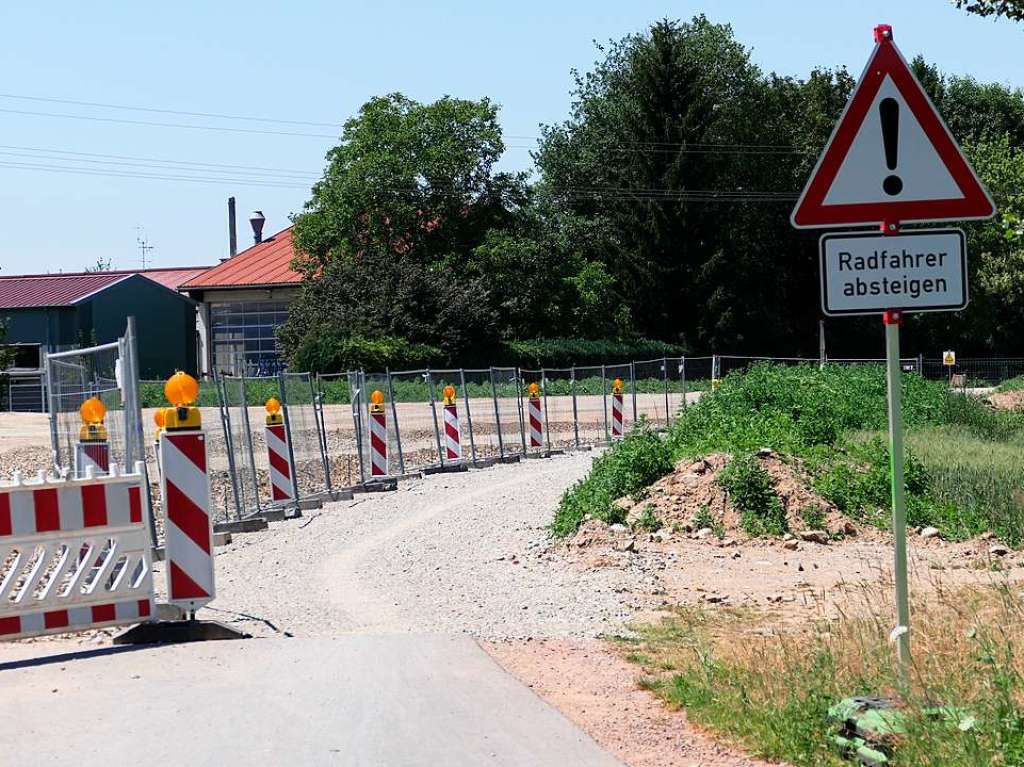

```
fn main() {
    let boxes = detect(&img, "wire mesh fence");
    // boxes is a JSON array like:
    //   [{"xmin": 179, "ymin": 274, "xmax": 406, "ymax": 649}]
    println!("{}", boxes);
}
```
[
  {"xmin": 315, "ymin": 372, "xmax": 363, "ymax": 489},
  {"xmin": 461, "ymin": 368, "xmax": 500, "ymax": 461},
  {"xmin": 491, "ymin": 367, "xmax": 526, "ymax": 458},
  {"xmin": 281, "ymin": 372, "xmax": 329, "ymax": 498},
  {"xmin": 632, "ymin": 358, "xmax": 670, "ymax": 426},
  {"xmin": 539, "ymin": 368, "xmax": 576, "ymax": 450}
]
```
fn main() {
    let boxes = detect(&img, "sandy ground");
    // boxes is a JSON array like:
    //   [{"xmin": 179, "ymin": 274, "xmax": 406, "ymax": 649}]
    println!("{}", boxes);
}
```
[{"xmin": 487, "ymin": 639, "xmax": 779, "ymax": 767}]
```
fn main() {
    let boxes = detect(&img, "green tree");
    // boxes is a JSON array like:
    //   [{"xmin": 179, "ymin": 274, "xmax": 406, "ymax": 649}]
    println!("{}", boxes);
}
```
[
  {"xmin": 953, "ymin": 0, "xmax": 1024, "ymax": 20},
  {"xmin": 282, "ymin": 94, "xmax": 526, "ymax": 366}
]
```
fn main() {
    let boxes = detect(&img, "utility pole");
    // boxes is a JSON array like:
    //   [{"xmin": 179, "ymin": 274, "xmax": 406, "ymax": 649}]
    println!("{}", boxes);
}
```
[{"xmin": 136, "ymin": 227, "xmax": 155, "ymax": 269}]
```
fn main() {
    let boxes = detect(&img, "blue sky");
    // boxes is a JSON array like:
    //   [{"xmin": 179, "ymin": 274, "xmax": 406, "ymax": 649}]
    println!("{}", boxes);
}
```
[{"xmin": 0, "ymin": 1, "xmax": 1019, "ymax": 274}]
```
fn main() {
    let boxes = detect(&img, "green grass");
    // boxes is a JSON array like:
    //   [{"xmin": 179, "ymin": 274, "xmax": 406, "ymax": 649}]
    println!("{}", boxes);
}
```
[
  {"xmin": 998, "ymin": 375, "xmax": 1024, "ymax": 392},
  {"xmin": 551, "ymin": 425, "xmax": 673, "ymax": 537},
  {"xmin": 620, "ymin": 583, "xmax": 1024, "ymax": 766},
  {"xmin": 553, "ymin": 363, "xmax": 1024, "ymax": 542},
  {"xmin": 718, "ymin": 454, "xmax": 788, "ymax": 536}
]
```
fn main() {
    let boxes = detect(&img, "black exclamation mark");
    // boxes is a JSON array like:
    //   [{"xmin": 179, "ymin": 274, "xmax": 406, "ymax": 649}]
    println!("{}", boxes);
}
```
[{"xmin": 880, "ymin": 97, "xmax": 903, "ymax": 196}]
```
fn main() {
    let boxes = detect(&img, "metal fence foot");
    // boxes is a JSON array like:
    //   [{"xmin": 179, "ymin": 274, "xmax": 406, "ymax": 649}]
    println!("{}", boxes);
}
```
[{"xmin": 114, "ymin": 618, "xmax": 250, "ymax": 645}]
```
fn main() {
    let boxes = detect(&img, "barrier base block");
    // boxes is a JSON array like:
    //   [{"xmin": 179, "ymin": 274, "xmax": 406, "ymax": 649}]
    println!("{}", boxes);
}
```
[
  {"xmin": 113, "ymin": 619, "xmax": 250, "ymax": 645},
  {"xmin": 360, "ymin": 479, "xmax": 399, "ymax": 492},
  {"xmin": 215, "ymin": 518, "xmax": 269, "ymax": 534},
  {"xmin": 260, "ymin": 506, "xmax": 304, "ymax": 523},
  {"xmin": 296, "ymin": 497, "xmax": 323, "ymax": 511},
  {"xmin": 423, "ymin": 462, "xmax": 469, "ymax": 475},
  {"xmin": 498, "ymin": 455, "xmax": 522, "ymax": 464},
  {"xmin": 326, "ymin": 488, "xmax": 355, "ymax": 502},
  {"xmin": 471, "ymin": 457, "xmax": 500, "ymax": 469}
]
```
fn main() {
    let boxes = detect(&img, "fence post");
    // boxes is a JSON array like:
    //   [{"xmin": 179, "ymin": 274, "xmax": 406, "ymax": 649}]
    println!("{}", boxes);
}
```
[
  {"xmin": 385, "ymin": 368, "xmax": 406, "ymax": 475},
  {"xmin": 277, "ymin": 372, "xmax": 301, "ymax": 502},
  {"xmin": 601, "ymin": 364, "xmax": 609, "ymax": 443},
  {"xmin": 311, "ymin": 375, "xmax": 333, "ymax": 492},
  {"xmin": 917, "ymin": 353, "xmax": 923, "ymax": 376},
  {"xmin": 237, "ymin": 374, "xmax": 261, "ymax": 515},
  {"xmin": 570, "ymin": 366, "xmax": 580, "ymax": 449},
  {"xmin": 352, "ymin": 371, "xmax": 367, "ymax": 484},
  {"xmin": 426, "ymin": 369, "xmax": 445, "ymax": 467},
  {"xmin": 459, "ymin": 369, "xmax": 478, "ymax": 465},
  {"xmin": 681, "ymin": 357, "xmax": 688, "ymax": 411},
  {"xmin": 630, "ymin": 361, "xmax": 637, "ymax": 424},
  {"xmin": 516, "ymin": 368, "xmax": 528, "ymax": 455},
  {"xmin": 540, "ymin": 368, "xmax": 552, "ymax": 452},
  {"xmin": 490, "ymin": 367, "xmax": 505, "ymax": 458},
  {"xmin": 216, "ymin": 375, "xmax": 244, "ymax": 522},
  {"xmin": 662, "ymin": 357, "xmax": 670, "ymax": 426}
]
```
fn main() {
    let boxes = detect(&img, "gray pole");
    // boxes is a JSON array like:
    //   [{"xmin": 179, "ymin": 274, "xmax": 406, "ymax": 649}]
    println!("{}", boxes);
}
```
[
  {"xmin": 630, "ymin": 361, "xmax": 637, "ymax": 424},
  {"xmin": 460, "ymin": 369, "xmax": 477, "ymax": 465},
  {"xmin": 490, "ymin": 367, "xmax": 504, "ymax": 458},
  {"xmin": 819, "ymin": 319, "xmax": 827, "ymax": 370},
  {"xmin": 681, "ymin": 357, "xmax": 688, "ymax": 411},
  {"xmin": 516, "ymin": 368, "xmax": 527, "ymax": 456},
  {"xmin": 43, "ymin": 350, "xmax": 61, "ymax": 470},
  {"xmin": 352, "ymin": 371, "xmax": 367, "ymax": 484},
  {"xmin": 124, "ymin": 317, "xmax": 158, "ymax": 543},
  {"xmin": 237, "ymin": 374, "xmax": 261, "ymax": 514},
  {"xmin": 601, "ymin": 364, "xmax": 609, "ymax": 443},
  {"xmin": 385, "ymin": 369, "xmax": 406, "ymax": 475},
  {"xmin": 570, "ymin": 367, "xmax": 580, "ymax": 449},
  {"xmin": 884, "ymin": 313, "xmax": 911, "ymax": 686},
  {"xmin": 662, "ymin": 357, "xmax": 670, "ymax": 426},
  {"xmin": 425, "ymin": 369, "xmax": 444, "ymax": 467},
  {"xmin": 278, "ymin": 372, "xmax": 301, "ymax": 502},
  {"xmin": 540, "ymin": 368, "xmax": 551, "ymax": 452}
]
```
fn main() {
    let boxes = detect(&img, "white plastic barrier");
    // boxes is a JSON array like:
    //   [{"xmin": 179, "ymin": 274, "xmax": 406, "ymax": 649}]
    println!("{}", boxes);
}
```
[{"xmin": 0, "ymin": 462, "xmax": 155, "ymax": 641}]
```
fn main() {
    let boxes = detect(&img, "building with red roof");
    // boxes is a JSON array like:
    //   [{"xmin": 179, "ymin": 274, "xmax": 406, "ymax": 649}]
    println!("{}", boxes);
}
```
[
  {"xmin": 0, "ymin": 267, "xmax": 208, "ymax": 394},
  {"xmin": 180, "ymin": 226, "xmax": 302, "ymax": 375}
]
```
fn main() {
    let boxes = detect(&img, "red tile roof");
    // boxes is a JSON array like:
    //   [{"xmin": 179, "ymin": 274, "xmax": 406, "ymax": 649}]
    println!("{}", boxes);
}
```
[
  {"xmin": 0, "ymin": 266, "xmax": 211, "ymax": 309},
  {"xmin": 0, "ymin": 272, "xmax": 130, "ymax": 309},
  {"xmin": 181, "ymin": 227, "xmax": 301, "ymax": 290}
]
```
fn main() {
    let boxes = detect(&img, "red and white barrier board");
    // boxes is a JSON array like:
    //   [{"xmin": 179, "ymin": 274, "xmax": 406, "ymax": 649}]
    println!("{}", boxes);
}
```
[
  {"xmin": 160, "ymin": 431, "xmax": 215, "ymax": 612},
  {"xmin": 443, "ymin": 404, "xmax": 462, "ymax": 460},
  {"xmin": 528, "ymin": 397, "xmax": 544, "ymax": 448},
  {"xmin": 369, "ymin": 411, "xmax": 388, "ymax": 477},
  {"xmin": 265, "ymin": 423, "xmax": 295, "ymax": 502},
  {"xmin": 75, "ymin": 441, "xmax": 110, "ymax": 479},
  {"xmin": 611, "ymin": 393, "xmax": 624, "ymax": 439},
  {"xmin": 0, "ymin": 464, "xmax": 155, "ymax": 641}
]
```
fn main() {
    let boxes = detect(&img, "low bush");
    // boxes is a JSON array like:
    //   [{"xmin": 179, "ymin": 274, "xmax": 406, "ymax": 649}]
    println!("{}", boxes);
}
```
[
  {"xmin": 290, "ymin": 332, "xmax": 444, "ymax": 374},
  {"xmin": 718, "ymin": 454, "xmax": 788, "ymax": 536},
  {"xmin": 506, "ymin": 337, "xmax": 686, "ymax": 368},
  {"xmin": 551, "ymin": 426, "xmax": 673, "ymax": 537},
  {"xmin": 997, "ymin": 374, "xmax": 1024, "ymax": 392}
]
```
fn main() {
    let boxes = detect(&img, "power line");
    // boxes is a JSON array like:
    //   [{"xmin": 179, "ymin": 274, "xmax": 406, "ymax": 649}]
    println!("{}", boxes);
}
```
[
  {"xmin": 0, "ymin": 93, "xmax": 342, "ymax": 128},
  {"xmin": 0, "ymin": 107, "xmax": 337, "ymax": 139}
]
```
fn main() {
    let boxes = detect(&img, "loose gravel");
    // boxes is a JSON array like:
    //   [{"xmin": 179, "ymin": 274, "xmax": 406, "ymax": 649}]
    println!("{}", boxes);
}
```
[{"xmin": 196, "ymin": 451, "xmax": 653, "ymax": 640}]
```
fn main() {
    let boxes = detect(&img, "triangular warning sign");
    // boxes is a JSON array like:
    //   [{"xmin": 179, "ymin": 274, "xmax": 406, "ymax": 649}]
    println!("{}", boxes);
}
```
[{"xmin": 791, "ymin": 27, "xmax": 995, "ymax": 229}]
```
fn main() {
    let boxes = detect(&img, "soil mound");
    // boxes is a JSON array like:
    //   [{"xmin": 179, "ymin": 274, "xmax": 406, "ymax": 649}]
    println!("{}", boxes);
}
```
[
  {"xmin": 573, "ymin": 450, "xmax": 852, "ymax": 548},
  {"xmin": 990, "ymin": 390, "xmax": 1024, "ymax": 412}
]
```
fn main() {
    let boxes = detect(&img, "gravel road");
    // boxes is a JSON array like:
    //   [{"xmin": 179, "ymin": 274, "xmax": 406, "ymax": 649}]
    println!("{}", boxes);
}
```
[{"xmin": 196, "ymin": 451, "xmax": 649, "ymax": 640}]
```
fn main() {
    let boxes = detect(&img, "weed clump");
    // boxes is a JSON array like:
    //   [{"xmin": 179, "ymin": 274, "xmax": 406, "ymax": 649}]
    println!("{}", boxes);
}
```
[
  {"xmin": 551, "ymin": 426, "xmax": 672, "ymax": 537},
  {"xmin": 718, "ymin": 454, "xmax": 788, "ymax": 536}
]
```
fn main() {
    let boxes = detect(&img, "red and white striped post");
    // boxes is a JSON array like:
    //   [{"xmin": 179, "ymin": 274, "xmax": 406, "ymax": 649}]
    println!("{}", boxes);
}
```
[
  {"xmin": 441, "ymin": 385, "xmax": 462, "ymax": 461},
  {"xmin": 75, "ymin": 397, "xmax": 110, "ymax": 479},
  {"xmin": 264, "ymin": 397, "xmax": 295, "ymax": 503},
  {"xmin": 160, "ymin": 372, "xmax": 215, "ymax": 614},
  {"xmin": 369, "ymin": 390, "xmax": 388, "ymax": 477},
  {"xmin": 527, "ymin": 383, "xmax": 544, "ymax": 449},
  {"xmin": 611, "ymin": 377, "xmax": 624, "ymax": 439}
]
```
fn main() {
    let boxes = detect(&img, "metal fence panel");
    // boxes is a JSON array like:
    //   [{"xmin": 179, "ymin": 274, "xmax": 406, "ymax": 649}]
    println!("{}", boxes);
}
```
[
  {"xmin": 632, "ymin": 358, "xmax": 670, "ymax": 427},
  {"xmin": 538, "ymin": 367, "xmax": 576, "ymax": 450},
  {"xmin": 571, "ymin": 365, "xmax": 606, "ymax": 446},
  {"xmin": 459, "ymin": 368, "xmax": 500, "ymax": 461},
  {"xmin": 358, "ymin": 370, "xmax": 405, "ymax": 479},
  {"xmin": 315, "ymin": 372, "xmax": 362, "ymax": 489},
  {"xmin": 491, "ymin": 367, "xmax": 525, "ymax": 458},
  {"xmin": 280, "ymin": 372, "xmax": 328, "ymax": 498},
  {"xmin": 603, "ymin": 362, "xmax": 634, "ymax": 435}
]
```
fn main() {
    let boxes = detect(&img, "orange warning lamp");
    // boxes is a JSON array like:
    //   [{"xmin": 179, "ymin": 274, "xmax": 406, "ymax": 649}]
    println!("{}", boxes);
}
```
[
  {"xmin": 612, "ymin": 378, "xmax": 623, "ymax": 395},
  {"xmin": 163, "ymin": 371, "xmax": 201, "ymax": 431},
  {"xmin": 528, "ymin": 382, "xmax": 540, "ymax": 399},
  {"xmin": 153, "ymin": 409, "xmax": 166, "ymax": 429},
  {"xmin": 442, "ymin": 384, "xmax": 456, "ymax": 406},
  {"xmin": 265, "ymin": 397, "xmax": 283, "ymax": 425},
  {"xmin": 370, "ymin": 389, "xmax": 385, "ymax": 414},
  {"xmin": 79, "ymin": 397, "xmax": 108, "ymax": 441}
]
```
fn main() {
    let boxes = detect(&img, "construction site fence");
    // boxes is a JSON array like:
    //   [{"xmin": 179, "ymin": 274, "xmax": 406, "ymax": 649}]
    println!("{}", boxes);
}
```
[{"xmin": 214, "ymin": 354, "xmax": 972, "ymax": 520}]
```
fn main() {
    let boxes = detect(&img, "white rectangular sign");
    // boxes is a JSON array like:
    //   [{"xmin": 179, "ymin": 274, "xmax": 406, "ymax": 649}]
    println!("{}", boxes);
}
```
[{"xmin": 819, "ymin": 228, "xmax": 967, "ymax": 316}]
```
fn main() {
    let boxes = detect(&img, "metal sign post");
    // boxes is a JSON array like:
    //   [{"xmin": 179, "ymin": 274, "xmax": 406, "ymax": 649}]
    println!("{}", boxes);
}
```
[{"xmin": 882, "ymin": 305, "xmax": 911, "ymax": 682}]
